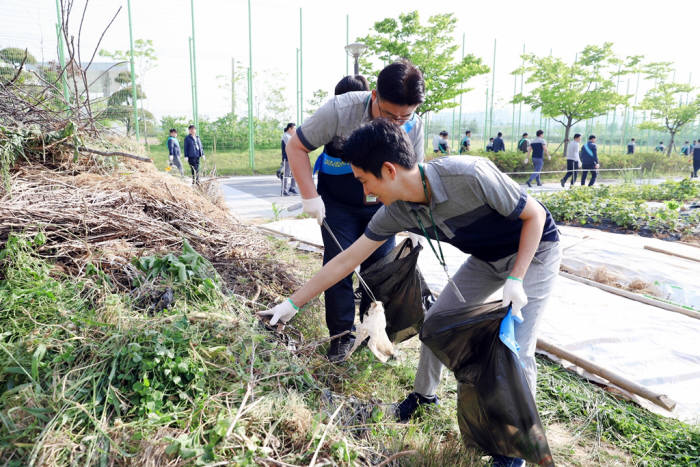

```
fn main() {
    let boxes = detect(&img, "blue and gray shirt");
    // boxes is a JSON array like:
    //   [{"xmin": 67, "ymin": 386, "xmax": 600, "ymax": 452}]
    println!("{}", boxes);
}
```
[
  {"xmin": 365, "ymin": 156, "xmax": 559, "ymax": 262},
  {"xmin": 580, "ymin": 141, "xmax": 598, "ymax": 165},
  {"xmin": 167, "ymin": 136, "xmax": 181, "ymax": 157},
  {"xmin": 530, "ymin": 137, "xmax": 546, "ymax": 159},
  {"xmin": 297, "ymin": 91, "xmax": 424, "ymax": 207}
]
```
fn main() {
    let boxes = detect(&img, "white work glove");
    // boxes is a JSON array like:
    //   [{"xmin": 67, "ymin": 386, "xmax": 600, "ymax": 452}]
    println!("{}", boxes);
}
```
[
  {"xmin": 257, "ymin": 299, "xmax": 298, "ymax": 325},
  {"xmin": 201, "ymin": 155, "xmax": 206, "ymax": 161},
  {"xmin": 502, "ymin": 277, "xmax": 527, "ymax": 323},
  {"xmin": 302, "ymin": 195, "xmax": 325, "ymax": 225},
  {"xmin": 169, "ymin": 156, "xmax": 174, "ymax": 163},
  {"xmin": 346, "ymin": 301, "xmax": 395, "ymax": 362}
]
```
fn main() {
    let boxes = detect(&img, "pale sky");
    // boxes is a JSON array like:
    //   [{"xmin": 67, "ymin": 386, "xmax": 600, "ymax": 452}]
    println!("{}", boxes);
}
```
[{"xmin": 2, "ymin": 0, "xmax": 699, "ymax": 124}]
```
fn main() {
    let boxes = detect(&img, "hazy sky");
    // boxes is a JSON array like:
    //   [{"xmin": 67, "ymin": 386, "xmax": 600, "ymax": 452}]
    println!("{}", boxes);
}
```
[{"xmin": 2, "ymin": 0, "xmax": 699, "ymax": 123}]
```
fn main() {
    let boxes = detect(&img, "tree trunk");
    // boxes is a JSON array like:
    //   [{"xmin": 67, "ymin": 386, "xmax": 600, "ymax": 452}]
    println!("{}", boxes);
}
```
[
  {"xmin": 563, "ymin": 118, "xmax": 572, "ymax": 157},
  {"xmin": 667, "ymin": 132, "xmax": 675, "ymax": 157}
]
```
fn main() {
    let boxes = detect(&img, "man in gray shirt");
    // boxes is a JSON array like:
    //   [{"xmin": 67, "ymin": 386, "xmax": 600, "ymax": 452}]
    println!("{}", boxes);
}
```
[
  {"xmin": 561, "ymin": 133, "xmax": 581, "ymax": 187},
  {"xmin": 260, "ymin": 120, "xmax": 561, "ymax": 466},
  {"xmin": 284, "ymin": 61, "xmax": 425, "ymax": 361}
]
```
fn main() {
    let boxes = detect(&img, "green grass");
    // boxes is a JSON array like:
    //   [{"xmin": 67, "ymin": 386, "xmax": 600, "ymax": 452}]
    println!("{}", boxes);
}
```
[
  {"xmin": 1, "ymin": 233, "xmax": 698, "ymax": 466},
  {"xmin": 148, "ymin": 144, "xmax": 322, "ymax": 177}
]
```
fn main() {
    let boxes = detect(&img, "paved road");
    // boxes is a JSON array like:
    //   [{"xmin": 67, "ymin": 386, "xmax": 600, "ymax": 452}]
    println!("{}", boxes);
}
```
[{"xmin": 219, "ymin": 174, "xmax": 682, "ymax": 221}]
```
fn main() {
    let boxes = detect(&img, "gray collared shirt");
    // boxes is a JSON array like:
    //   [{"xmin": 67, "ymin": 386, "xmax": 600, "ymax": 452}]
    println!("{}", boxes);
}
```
[
  {"xmin": 296, "ymin": 90, "xmax": 424, "ymax": 162},
  {"xmin": 365, "ymin": 156, "xmax": 559, "ymax": 262}
]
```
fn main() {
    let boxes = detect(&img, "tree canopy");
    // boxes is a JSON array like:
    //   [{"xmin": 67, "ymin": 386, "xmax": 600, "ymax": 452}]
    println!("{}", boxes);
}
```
[{"xmin": 357, "ymin": 11, "xmax": 489, "ymax": 116}]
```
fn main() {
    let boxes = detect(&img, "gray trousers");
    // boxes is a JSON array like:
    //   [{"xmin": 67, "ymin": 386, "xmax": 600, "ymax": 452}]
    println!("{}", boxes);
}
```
[
  {"xmin": 170, "ymin": 155, "xmax": 184, "ymax": 176},
  {"xmin": 282, "ymin": 159, "xmax": 297, "ymax": 193},
  {"xmin": 415, "ymin": 241, "xmax": 561, "ymax": 398}
]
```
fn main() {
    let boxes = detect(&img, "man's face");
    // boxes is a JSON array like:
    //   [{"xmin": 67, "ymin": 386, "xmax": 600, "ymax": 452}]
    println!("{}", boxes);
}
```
[
  {"xmin": 351, "ymin": 164, "xmax": 398, "ymax": 205},
  {"xmin": 170, "ymin": 132, "xmax": 177, "ymax": 137},
  {"xmin": 189, "ymin": 127, "xmax": 196, "ymax": 136},
  {"xmin": 372, "ymin": 90, "xmax": 418, "ymax": 124},
  {"xmin": 574, "ymin": 136, "xmax": 580, "ymax": 142},
  {"xmin": 590, "ymin": 137, "xmax": 596, "ymax": 144}
]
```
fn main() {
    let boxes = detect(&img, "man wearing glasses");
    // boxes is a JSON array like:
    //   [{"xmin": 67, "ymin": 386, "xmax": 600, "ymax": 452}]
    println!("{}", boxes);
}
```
[{"xmin": 285, "ymin": 60, "xmax": 425, "ymax": 361}]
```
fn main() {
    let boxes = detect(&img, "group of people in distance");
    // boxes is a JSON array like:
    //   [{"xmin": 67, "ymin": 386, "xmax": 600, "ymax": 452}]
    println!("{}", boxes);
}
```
[
  {"xmin": 259, "ymin": 60, "xmax": 562, "ymax": 467},
  {"xmin": 166, "ymin": 124, "xmax": 205, "ymax": 184}
]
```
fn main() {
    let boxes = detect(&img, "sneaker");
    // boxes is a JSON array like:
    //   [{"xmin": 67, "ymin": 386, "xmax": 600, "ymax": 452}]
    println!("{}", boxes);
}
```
[
  {"xmin": 537, "ymin": 182, "xmax": 542, "ymax": 186},
  {"xmin": 394, "ymin": 392, "xmax": 439, "ymax": 422},
  {"xmin": 282, "ymin": 191, "xmax": 290, "ymax": 196},
  {"xmin": 327, "ymin": 335, "xmax": 356, "ymax": 363},
  {"xmin": 491, "ymin": 455, "xmax": 525, "ymax": 467},
  {"xmin": 526, "ymin": 181, "xmax": 532, "ymax": 188},
  {"xmin": 289, "ymin": 187, "xmax": 299, "ymax": 195},
  {"xmin": 560, "ymin": 178, "xmax": 565, "ymax": 187}
]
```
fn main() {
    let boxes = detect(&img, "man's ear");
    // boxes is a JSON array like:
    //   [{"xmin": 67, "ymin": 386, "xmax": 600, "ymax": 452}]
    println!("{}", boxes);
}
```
[{"xmin": 382, "ymin": 161, "xmax": 397, "ymax": 180}]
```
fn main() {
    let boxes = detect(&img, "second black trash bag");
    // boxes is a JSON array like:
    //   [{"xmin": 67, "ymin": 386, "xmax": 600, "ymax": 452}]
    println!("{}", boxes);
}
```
[
  {"xmin": 358, "ymin": 238, "xmax": 433, "ymax": 343},
  {"xmin": 419, "ymin": 301, "xmax": 554, "ymax": 466}
]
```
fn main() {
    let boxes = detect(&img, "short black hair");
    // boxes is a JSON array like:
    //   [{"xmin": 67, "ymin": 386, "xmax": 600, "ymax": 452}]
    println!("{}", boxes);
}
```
[
  {"xmin": 536, "ymin": 130, "xmax": 544, "ymax": 136},
  {"xmin": 465, "ymin": 130, "xmax": 471, "ymax": 135},
  {"xmin": 573, "ymin": 133, "xmax": 581, "ymax": 139},
  {"xmin": 489, "ymin": 137, "xmax": 494, "ymax": 141},
  {"xmin": 522, "ymin": 132, "xmax": 528, "ymax": 137},
  {"xmin": 439, "ymin": 130, "xmax": 448, "ymax": 136},
  {"xmin": 341, "ymin": 119, "xmax": 416, "ymax": 178},
  {"xmin": 685, "ymin": 141, "xmax": 689, "ymax": 144},
  {"xmin": 284, "ymin": 122, "xmax": 296, "ymax": 132},
  {"xmin": 497, "ymin": 132, "xmax": 503, "ymax": 137},
  {"xmin": 589, "ymin": 134, "xmax": 596, "ymax": 140},
  {"xmin": 188, "ymin": 124, "xmax": 195, "ymax": 130},
  {"xmin": 335, "ymin": 74, "xmax": 369, "ymax": 95},
  {"xmin": 376, "ymin": 59, "xmax": 425, "ymax": 107},
  {"xmin": 631, "ymin": 138, "xmax": 635, "ymax": 141},
  {"xmin": 169, "ymin": 128, "xmax": 177, "ymax": 133}
]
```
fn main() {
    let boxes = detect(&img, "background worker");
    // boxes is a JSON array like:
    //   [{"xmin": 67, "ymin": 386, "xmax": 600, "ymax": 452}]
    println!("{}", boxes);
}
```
[
  {"xmin": 284, "ymin": 61, "xmax": 425, "ymax": 361},
  {"xmin": 183, "ymin": 124, "xmax": 205, "ymax": 185},
  {"xmin": 627, "ymin": 138, "xmax": 636, "ymax": 154},
  {"xmin": 561, "ymin": 133, "xmax": 581, "ymax": 187},
  {"xmin": 260, "ymin": 119, "xmax": 561, "ymax": 467},
  {"xmin": 517, "ymin": 132, "xmax": 529, "ymax": 154},
  {"xmin": 580, "ymin": 134, "xmax": 600, "ymax": 186},
  {"xmin": 281, "ymin": 123, "xmax": 298, "ymax": 196},
  {"xmin": 526, "ymin": 129, "xmax": 548, "ymax": 187},
  {"xmin": 166, "ymin": 128, "xmax": 184, "ymax": 177},
  {"xmin": 492, "ymin": 131, "xmax": 505, "ymax": 152},
  {"xmin": 692, "ymin": 139, "xmax": 700, "ymax": 178},
  {"xmin": 459, "ymin": 130, "xmax": 471, "ymax": 154}
]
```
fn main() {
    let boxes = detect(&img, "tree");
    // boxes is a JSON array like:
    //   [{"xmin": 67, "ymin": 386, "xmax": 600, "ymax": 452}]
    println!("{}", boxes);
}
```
[
  {"xmin": 305, "ymin": 89, "xmax": 328, "ymax": 117},
  {"xmin": 357, "ymin": 11, "xmax": 489, "ymax": 116},
  {"xmin": 512, "ymin": 43, "xmax": 635, "ymax": 154},
  {"xmin": 101, "ymin": 71, "xmax": 146, "ymax": 135},
  {"xmin": 0, "ymin": 47, "xmax": 37, "ymax": 84},
  {"xmin": 637, "ymin": 62, "xmax": 700, "ymax": 157},
  {"xmin": 100, "ymin": 40, "xmax": 157, "ymax": 142}
]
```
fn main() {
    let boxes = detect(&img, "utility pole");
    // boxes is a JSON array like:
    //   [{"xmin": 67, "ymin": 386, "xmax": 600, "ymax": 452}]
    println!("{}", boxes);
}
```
[
  {"xmin": 457, "ymin": 33, "xmax": 465, "ymax": 152},
  {"xmin": 190, "ymin": 0, "xmax": 199, "ymax": 129},
  {"xmin": 299, "ymin": 8, "xmax": 304, "ymax": 123},
  {"xmin": 247, "ymin": 0, "xmax": 255, "ymax": 169},
  {"xmin": 346, "ymin": 15, "xmax": 349, "ymax": 76}
]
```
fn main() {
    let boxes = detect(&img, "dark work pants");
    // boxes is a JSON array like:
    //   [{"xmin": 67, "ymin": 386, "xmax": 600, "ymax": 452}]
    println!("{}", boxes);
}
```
[
  {"xmin": 561, "ymin": 160, "xmax": 579, "ymax": 185},
  {"xmin": 693, "ymin": 156, "xmax": 700, "ymax": 178},
  {"xmin": 321, "ymin": 197, "xmax": 395, "ymax": 337},
  {"xmin": 526, "ymin": 157, "xmax": 544, "ymax": 185},
  {"xmin": 580, "ymin": 162, "xmax": 597, "ymax": 186},
  {"xmin": 188, "ymin": 157, "xmax": 200, "ymax": 184}
]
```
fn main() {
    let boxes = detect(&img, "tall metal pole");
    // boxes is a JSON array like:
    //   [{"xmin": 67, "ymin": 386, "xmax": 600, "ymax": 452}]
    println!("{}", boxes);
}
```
[
  {"xmin": 621, "ymin": 78, "xmax": 631, "ymax": 147},
  {"xmin": 484, "ymin": 88, "xmax": 489, "ymax": 149},
  {"xmin": 346, "ymin": 15, "xmax": 349, "ymax": 76},
  {"xmin": 190, "ymin": 0, "xmax": 199, "ymax": 129},
  {"xmin": 489, "ymin": 39, "xmax": 496, "ymax": 139},
  {"xmin": 296, "ymin": 48, "xmax": 300, "ymax": 123},
  {"xmin": 188, "ymin": 38, "xmax": 195, "ymax": 124},
  {"xmin": 127, "ymin": 0, "xmax": 139, "ymax": 139},
  {"xmin": 517, "ymin": 43, "xmax": 524, "ymax": 144},
  {"xmin": 231, "ymin": 58, "xmax": 235, "ymax": 117},
  {"xmin": 54, "ymin": 0, "xmax": 70, "ymax": 102},
  {"xmin": 458, "ymin": 32, "xmax": 465, "ymax": 152},
  {"xmin": 247, "ymin": 0, "xmax": 255, "ymax": 170},
  {"xmin": 299, "ymin": 8, "xmax": 304, "ymax": 123},
  {"xmin": 511, "ymin": 70, "xmax": 517, "ymax": 150},
  {"xmin": 630, "ymin": 69, "xmax": 640, "ymax": 138}
]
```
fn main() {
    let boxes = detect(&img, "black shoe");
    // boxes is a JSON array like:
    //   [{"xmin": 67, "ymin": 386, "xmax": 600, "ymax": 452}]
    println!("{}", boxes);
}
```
[
  {"xmin": 526, "ymin": 181, "xmax": 532, "ymax": 188},
  {"xmin": 491, "ymin": 454, "xmax": 525, "ymax": 467},
  {"xmin": 560, "ymin": 179, "xmax": 565, "ymax": 187},
  {"xmin": 283, "ymin": 191, "xmax": 290, "ymax": 196},
  {"xmin": 394, "ymin": 392, "xmax": 439, "ymax": 422},
  {"xmin": 327, "ymin": 335, "xmax": 356, "ymax": 363},
  {"xmin": 289, "ymin": 187, "xmax": 299, "ymax": 194},
  {"xmin": 537, "ymin": 182, "xmax": 542, "ymax": 186}
]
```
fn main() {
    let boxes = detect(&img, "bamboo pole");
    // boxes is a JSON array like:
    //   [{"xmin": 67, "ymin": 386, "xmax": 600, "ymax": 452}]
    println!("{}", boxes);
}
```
[
  {"xmin": 643, "ymin": 245, "xmax": 700, "ymax": 263},
  {"xmin": 537, "ymin": 338, "xmax": 676, "ymax": 411}
]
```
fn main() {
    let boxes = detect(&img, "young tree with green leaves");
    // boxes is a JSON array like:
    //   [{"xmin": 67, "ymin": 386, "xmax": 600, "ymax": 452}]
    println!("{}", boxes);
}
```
[
  {"xmin": 305, "ymin": 89, "xmax": 328, "ymax": 117},
  {"xmin": 512, "ymin": 43, "xmax": 636, "ymax": 155},
  {"xmin": 636, "ymin": 62, "xmax": 700, "ymax": 157},
  {"xmin": 102, "ymin": 71, "xmax": 147, "ymax": 135},
  {"xmin": 357, "ymin": 11, "xmax": 489, "ymax": 116}
]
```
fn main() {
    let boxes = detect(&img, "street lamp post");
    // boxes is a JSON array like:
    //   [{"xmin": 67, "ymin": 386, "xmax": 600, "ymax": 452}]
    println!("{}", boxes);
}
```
[{"xmin": 344, "ymin": 42, "xmax": 367, "ymax": 75}]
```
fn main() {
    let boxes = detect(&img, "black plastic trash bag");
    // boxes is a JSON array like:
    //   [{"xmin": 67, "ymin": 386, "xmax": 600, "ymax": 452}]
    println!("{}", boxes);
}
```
[
  {"xmin": 419, "ymin": 301, "xmax": 554, "ymax": 466},
  {"xmin": 359, "ymin": 238, "xmax": 433, "ymax": 343}
]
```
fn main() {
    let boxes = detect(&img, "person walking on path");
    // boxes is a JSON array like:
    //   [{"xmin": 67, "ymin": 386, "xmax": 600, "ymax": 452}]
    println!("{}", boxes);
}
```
[
  {"xmin": 459, "ymin": 130, "xmax": 471, "ymax": 154},
  {"xmin": 283, "ymin": 62, "xmax": 425, "ymax": 362},
  {"xmin": 526, "ymin": 130, "xmax": 548, "ymax": 187},
  {"xmin": 517, "ymin": 132, "xmax": 529, "ymax": 154},
  {"xmin": 492, "ymin": 132, "xmax": 505, "ymax": 153},
  {"xmin": 281, "ymin": 123, "xmax": 298, "ymax": 195},
  {"xmin": 184, "ymin": 124, "xmax": 205, "ymax": 185},
  {"xmin": 580, "ymin": 134, "xmax": 599, "ymax": 186},
  {"xmin": 260, "ymin": 119, "xmax": 561, "ymax": 467},
  {"xmin": 627, "ymin": 138, "xmax": 636, "ymax": 154},
  {"xmin": 691, "ymin": 139, "xmax": 700, "ymax": 178},
  {"xmin": 166, "ymin": 129, "xmax": 184, "ymax": 177},
  {"xmin": 561, "ymin": 133, "xmax": 581, "ymax": 187}
]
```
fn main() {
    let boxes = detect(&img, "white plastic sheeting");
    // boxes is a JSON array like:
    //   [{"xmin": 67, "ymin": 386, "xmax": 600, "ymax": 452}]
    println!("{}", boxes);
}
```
[{"xmin": 259, "ymin": 219, "xmax": 700, "ymax": 423}]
